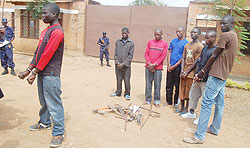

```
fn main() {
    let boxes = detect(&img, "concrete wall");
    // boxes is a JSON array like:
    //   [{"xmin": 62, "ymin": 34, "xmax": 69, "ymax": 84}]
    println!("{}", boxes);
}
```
[{"xmin": 85, "ymin": 5, "xmax": 188, "ymax": 62}]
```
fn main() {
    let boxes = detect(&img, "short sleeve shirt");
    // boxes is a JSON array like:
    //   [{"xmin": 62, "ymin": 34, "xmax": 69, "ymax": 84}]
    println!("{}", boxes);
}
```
[
  {"xmin": 1, "ymin": 26, "xmax": 15, "ymax": 41},
  {"xmin": 98, "ymin": 37, "xmax": 110, "ymax": 51},
  {"xmin": 169, "ymin": 38, "xmax": 189, "ymax": 65},
  {"xmin": 183, "ymin": 42, "xmax": 203, "ymax": 78},
  {"xmin": 209, "ymin": 30, "xmax": 238, "ymax": 80}
]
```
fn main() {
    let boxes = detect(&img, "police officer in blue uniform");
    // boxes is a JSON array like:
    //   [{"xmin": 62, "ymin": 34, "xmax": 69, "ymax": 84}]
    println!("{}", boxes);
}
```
[
  {"xmin": 0, "ymin": 18, "xmax": 16, "ymax": 76},
  {"xmin": 97, "ymin": 32, "xmax": 111, "ymax": 67}
]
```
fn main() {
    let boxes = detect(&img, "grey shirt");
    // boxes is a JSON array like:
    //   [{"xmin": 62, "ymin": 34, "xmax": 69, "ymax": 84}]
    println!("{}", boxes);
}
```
[{"xmin": 114, "ymin": 38, "xmax": 134, "ymax": 67}]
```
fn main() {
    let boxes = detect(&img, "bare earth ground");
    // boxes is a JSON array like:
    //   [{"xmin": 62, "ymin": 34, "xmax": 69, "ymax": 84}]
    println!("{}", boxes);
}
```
[{"xmin": 0, "ymin": 51, "xmax": 250, "ymax": 148}]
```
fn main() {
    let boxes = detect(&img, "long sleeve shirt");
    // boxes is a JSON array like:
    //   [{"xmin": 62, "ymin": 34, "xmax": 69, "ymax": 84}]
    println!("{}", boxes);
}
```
[
  {"xmin": 114, "ymin": 38, "xmax": 134, "ymax": 67},
  {"xmin": 144, "ymin": 39, "xmax": 168, "ymax": 70}
]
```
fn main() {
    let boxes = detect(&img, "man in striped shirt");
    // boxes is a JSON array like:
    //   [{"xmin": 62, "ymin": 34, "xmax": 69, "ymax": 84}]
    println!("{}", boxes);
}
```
[{"xmin": 144, "ymin": 29, "xmax": 168, "ymax": 107}]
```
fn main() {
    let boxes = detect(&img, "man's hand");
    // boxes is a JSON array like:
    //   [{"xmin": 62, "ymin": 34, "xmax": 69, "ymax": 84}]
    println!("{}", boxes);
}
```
[
  {"xmin": 117, "ymin": 64, "xmax": 124, "ymax": 70},
  {"xmin": 169, "ymin": 65, "xmax": 176, "ymax": 71},
  {"xmin": 196, "ymin": 69, "xmax": 205, "ymax": 80},
  {"xmin": 193, "ymin": 74, "xmax": 202, "ymax": 83},
  {"xmin": 180, "ymin": 71, "xmax": 187, "ymax": 79},
  {"xmin": 18, "ymin": 70, "xmax": 30, "ymax": 79},
  {"xmin": 148, "ymin": 63, "xmax": 156, "ymax": 71},
  {"xmin": 27, "ymin": 73, "xmax": 36, "ymax": 85},
  {"xmin": 167, "ymin": 65, "xmax": 172, "ymax": 72}
]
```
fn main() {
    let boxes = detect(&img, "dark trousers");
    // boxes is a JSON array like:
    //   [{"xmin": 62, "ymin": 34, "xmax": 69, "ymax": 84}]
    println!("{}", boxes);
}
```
[
  {"xmin": 100, "ymin": 50, "xmax": 109, "ymax": 61},
  {"xmin": 166, "ymin": 66, "xmax": 181, "ymax": 105},
  {"xmin": 115, "ymin": 65, "xmax": 131, "ymax": 96},
  {"xmin": 0, "ymin": 44, "xmax": 15, "ymax": 69}
]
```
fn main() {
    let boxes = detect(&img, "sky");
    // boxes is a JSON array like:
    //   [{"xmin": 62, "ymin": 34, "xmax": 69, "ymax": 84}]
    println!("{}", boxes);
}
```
[{"xmin": 94, "ymin": 0, "xmax": 192, "ymax": 7}]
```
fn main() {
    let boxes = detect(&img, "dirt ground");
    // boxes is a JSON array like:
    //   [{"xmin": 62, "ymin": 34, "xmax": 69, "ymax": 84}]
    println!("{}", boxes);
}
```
[{"xmin": 0, "ymin": 51, "xmax": 250, "ymax": 148}]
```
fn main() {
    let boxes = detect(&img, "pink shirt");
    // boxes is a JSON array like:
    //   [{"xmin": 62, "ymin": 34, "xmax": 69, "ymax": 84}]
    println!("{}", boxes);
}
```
[{"xmin": 145, "ymin": 39, "xmax": 168, "ymax": 70}]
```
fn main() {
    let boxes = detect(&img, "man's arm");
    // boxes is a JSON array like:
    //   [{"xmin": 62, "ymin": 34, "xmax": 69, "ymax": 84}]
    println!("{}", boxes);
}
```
[
  {"xmin": 145, "ymin": 41, "xmax": 151, "ymax": 66},
  {"xmin": 114, "ymin": 41, "xmax": 119, "ymax": 65},
  {"xmin": 123, "ymin": 41, "xmax": 134, "ymax": 67},
  {"xmin": 196, "ymin": 47, "xmax": 223, "ymax": 79}
]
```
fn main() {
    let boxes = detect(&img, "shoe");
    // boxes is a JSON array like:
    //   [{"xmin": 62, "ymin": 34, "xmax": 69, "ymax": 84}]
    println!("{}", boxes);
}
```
[
  {"xmin": 154, "ymin": 104, "xmax": 160, "ymax": 107},
  {"xmin": 107, "ymin": 61, "xmax": 111, "ymax": 67},
  {"xmin": 193, "ymin": 117, "xmax": 199, "ymax": 125},
  {"xmin": 144, "ymin": 101, "xmax": 151, "ymax": 105},
  {"xmin": 110, "ymin": 93, "xmax": 121, "ymax": 97},
  {"xmin": 11, "ymin": 68, "xmax": 16, "ymax": 76},
  {"xmin": 183, "ymin": 136, "xmax": 204, "ymax": 144},
  {"xmin": 181, "ymin": 112, "xmax": 196, "ymax": 119},
  {"xmin": 1, "ymin": 69, "xmax": 8, "ymax": 75},
  {"xmin": 124, "ymin": 95, "xmax": 130, "ymax": 100},
  {"xmin": 180, "ymin": 109, "xmax": 188, "ymax": 115},
  {"xmin": 207, "ymin": 128, "xmax": 218, "ymax": 136},
  {"xmin": 174, "ymin": 104, "xmax": 179, "ymax": 109},
  {"xmin": 29, "ymin": 123, "xmax": 52, "ymax": 131},
  {"xmin": 50, "ymin": 135, "xmax": 64, "ymax": 148},
  {"xmin": 162, "ymin": 103, "xmax": 170, "ymax": 107}
]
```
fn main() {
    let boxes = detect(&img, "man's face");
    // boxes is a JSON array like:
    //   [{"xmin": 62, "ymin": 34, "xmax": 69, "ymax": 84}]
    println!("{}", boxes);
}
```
[
  {"xmin": 205, "ymin": 34, "xmax": 215, "ymax": 46},
  {"xmin": 103, "ymin": 33, "xmax": 106, "ymax": 37},
  {"xmin": 42, "ymin": 6, "xmax": 55, "ymax": 24},
  {"xmin": 122, "ymin": 31, "xmax": 128, "ymax": 39},
  {"xmin": 220, "ymin": 18, "xmax": 232, "ymax": 32},
  {"xmin": 176, "ymin": 28, "xmax": 184, "ymax": 39},
  {"xmin": 2, "ymin": 22, "xmax": 7, "ymax": 27},
  {"xmin": 190, "ymin": 28, "xmax": 199, "ymax": 40},
  {"xmin": 154, "ymin": 31, "xmax": 162, "ymax": 41}
]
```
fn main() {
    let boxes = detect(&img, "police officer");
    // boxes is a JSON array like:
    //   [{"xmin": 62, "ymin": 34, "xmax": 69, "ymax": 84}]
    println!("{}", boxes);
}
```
[
  {"xmin": 97, "ymin": 32, "xmax": 111, "ymax": 67},
  {"xmin": 0, "ymin": 18, "xmax": 16, "ymax": 76}
]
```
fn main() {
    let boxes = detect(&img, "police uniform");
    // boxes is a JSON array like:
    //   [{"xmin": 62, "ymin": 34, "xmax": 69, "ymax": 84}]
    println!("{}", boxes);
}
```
[
  {"xmin": 97, "ymin": 32, "xmax": 111, "ymax": 66},
  {"xmin": 0, "ymin": 18, "xmax": 15, "ymax": 75}
]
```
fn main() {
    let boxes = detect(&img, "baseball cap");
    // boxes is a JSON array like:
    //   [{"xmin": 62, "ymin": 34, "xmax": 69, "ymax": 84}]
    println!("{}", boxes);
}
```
[
  {"xmin": 2, "ymin": 18, "xmax": 7, "ymax": 23},
  {"xmin": 103, "ymin": 32, "xmax": 107, "ymax": 34}
]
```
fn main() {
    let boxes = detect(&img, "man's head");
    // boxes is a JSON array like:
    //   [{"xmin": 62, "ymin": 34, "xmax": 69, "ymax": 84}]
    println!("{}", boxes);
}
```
[
  {"xmin": 220, "ymin": 15, "xmax": 234, "ymax": 32},
  {"xmin": 176, "ymin": 26, "xmax": 185, "ymax": 39},
  {"xmin": 205, "ymin": 30, "xmax": 216, "ymax": 47},
  {"xmin": 122, "ymin": 27, "xmax": 129, "ymax": 40},
  {"xmin": 42, "ymin": 3, "xmax": 60, "ymax": 24},
  {"xmin": 154, "ymin": 29, "xmax": 163, "ymax": 41},
  {"xmin": 2, "ymin": 18, "xmax": 8, "ymax": 27},
  {"xmin": 103, "ymin": 32, "xmax": 106, "ymax": 37},
  {"xmin": 190, "ymin": 27, "xmax": 201, "ymax": 40}
]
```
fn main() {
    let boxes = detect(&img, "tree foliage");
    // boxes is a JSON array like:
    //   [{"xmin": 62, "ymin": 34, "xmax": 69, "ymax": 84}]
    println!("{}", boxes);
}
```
[
  {"xmin": 26, "ymin": 0, "xmax": 54, "ymax": 19},
  {"xmin": 129, "ymin": 0, "xmax": 167, "ymax": 6},
  {"xmin": 203, "ymin": 0, "xmax": 250, "ymax": 51}
]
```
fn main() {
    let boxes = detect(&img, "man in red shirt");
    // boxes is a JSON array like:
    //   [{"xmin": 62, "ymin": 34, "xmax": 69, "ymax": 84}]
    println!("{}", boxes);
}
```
[
  {"xmin": 18, "ymin": 3, "xmax": 65, "ymax": 147},
  {"xmin": 144, "ymin": 29, "xmax": 168, "ymax": 107}
]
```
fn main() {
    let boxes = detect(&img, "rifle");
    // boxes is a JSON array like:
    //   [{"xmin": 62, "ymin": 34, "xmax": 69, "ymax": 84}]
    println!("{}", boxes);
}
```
[{"xmin": 99, "ymin": 38, "xmax": 109, "ymax": 54}]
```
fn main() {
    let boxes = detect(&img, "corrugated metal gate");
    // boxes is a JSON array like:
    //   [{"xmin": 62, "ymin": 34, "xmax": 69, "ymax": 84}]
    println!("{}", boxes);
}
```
[{"xmin": 85, "ymin": 5, "xmax": 188, "ymax": 62}]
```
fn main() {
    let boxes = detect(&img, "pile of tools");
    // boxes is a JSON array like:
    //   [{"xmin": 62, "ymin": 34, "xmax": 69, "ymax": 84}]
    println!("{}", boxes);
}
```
[{"xmin": 92, "ymin": 103, "xmax": 160, "ymax": 131}]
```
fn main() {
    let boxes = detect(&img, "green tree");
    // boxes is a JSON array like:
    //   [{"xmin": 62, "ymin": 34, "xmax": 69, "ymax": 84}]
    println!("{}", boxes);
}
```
[
  {"xmin": 129, "ymin": 0, "xmax": 167, "ymax": 6},
  {"xmin": 26, "ymin": 0, "xmax": 54, "ymax": 19},
  {"xmin": 203, "ymin": 0, "xmax": 250, "ymax": 52}
]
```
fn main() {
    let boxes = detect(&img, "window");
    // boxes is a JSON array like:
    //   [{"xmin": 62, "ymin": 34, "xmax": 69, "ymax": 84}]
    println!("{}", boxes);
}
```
[{"xmin": 20, "ymin": 10, "xmax": 39, "ymax": 39}]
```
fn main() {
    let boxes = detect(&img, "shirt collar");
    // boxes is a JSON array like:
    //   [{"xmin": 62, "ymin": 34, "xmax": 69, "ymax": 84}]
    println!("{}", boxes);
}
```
[
  {"xmin": 120, "ymin": 38, "xmax": 131, "ymax": 42},
  {"xmin": 47, "ymin": 23, "xmax": 60, "ymax": 29}
]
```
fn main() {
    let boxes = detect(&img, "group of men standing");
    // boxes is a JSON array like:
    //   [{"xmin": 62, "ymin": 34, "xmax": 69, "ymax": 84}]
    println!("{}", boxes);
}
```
[{"xmin": 102, "ymin": 15, "xmax": 238, "ymax": 145}]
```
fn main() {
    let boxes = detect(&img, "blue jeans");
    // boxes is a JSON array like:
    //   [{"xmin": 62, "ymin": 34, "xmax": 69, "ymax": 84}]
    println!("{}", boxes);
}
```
[
  {"xmin": 195, "ymin": 76, "xmax": 226, "ymax": 140},
  {"xmin": 145, "ymin": 68, "xmax": 162, "ymax": 105},
  {"xmin": 37, "ymin": 75, "xmax": 64, "ymax": 136}
]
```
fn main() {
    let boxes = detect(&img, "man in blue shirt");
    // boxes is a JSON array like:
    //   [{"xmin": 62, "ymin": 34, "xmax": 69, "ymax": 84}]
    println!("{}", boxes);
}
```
[
  {"xmin": 165, "ymin": 26, "xmax": 188, "ymax": 108},
  {"xmin": 0, "ymin": 18, "xmax": 16, "ymax": 76},
  {"xmin": 97, "ymin": 32, "xmax": 111, "ymax": 67}
]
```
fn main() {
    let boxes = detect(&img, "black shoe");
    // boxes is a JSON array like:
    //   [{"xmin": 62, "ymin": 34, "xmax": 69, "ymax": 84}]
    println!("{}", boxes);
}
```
[
  {"xmin": 11, "ymin": 68, "xmax": 16, "ymax": 76},
  {"xmin": 1, "ymin": 69, "xmax": 8, "ymax": 75},
  {"xmin": 107, "ymin": 61, "xmax": 111, "ymax": 67}
]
